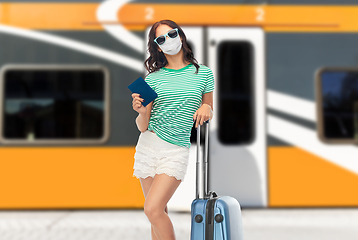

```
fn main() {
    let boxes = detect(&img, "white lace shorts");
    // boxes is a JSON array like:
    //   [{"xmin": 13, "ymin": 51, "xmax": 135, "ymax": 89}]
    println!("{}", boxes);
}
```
[{"xmin": 133, "ymin": 130, "xmax": 190, "ymax": 182}]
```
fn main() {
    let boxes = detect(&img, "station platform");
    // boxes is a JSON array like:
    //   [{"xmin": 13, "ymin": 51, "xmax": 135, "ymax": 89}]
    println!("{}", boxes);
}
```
[{"xmin": 0, "ymin": 208, "xmax": 357, "ymax": 240}]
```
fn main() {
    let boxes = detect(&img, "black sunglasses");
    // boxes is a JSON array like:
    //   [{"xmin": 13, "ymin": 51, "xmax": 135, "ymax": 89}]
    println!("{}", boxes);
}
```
[{"xmin": 154, "ymin": 28, "xmax": 179, "ymax": 46}]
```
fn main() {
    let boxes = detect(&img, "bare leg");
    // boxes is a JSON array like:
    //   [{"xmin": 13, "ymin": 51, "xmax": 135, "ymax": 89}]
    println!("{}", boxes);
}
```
[
  {"xmin": 143, "ymin": 173, "xmax": 182, "ymax": 240},
  {"xmin": 140, "ymin": 176, "xmax": 170, "ymax": 240}
]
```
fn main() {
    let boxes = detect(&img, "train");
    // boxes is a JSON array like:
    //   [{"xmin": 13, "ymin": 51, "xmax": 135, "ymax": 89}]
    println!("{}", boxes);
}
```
[{"xmin": 0, "ymin": 0, "xmax": 358, "ymax": 210}]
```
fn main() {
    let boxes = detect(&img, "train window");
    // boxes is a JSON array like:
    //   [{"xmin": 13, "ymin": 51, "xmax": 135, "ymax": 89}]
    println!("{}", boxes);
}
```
[
  {"xmin": 0, "ymin": 65, "xmax": 109, "ymax": 144},
  {"xmin": 217, "ymin": 41, "xmax": 255, "ymax": 145},
  {"xmin": 316, "ymin": 67, "xmax": 358, "ymax": 144}
]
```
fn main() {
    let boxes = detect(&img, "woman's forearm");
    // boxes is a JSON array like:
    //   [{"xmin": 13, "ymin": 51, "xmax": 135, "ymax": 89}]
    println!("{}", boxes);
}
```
[{"xmin": 136, "ymin": 112, "xmax": 149, "ymax": 132}]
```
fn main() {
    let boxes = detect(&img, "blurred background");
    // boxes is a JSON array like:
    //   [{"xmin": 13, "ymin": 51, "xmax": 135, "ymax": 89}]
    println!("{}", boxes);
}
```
[{"xmin": 0, "ymin": 0, "xmax": 358, "ymax": 239}]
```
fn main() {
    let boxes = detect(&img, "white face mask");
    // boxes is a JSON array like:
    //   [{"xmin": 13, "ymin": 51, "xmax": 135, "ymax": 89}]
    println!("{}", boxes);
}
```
[{"xmin": 159, "ymin": 35, "xmax": 182, "ymax": 55}]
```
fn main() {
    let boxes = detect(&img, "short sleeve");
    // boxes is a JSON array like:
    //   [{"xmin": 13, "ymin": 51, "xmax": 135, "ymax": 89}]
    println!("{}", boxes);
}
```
[
  {"xmin": 203, "ymin": 67, "xmax": 215, "ymax": 94},
  {"xmin": 144, "ymin": 73, "xmax": 156, "ymax": 91}
]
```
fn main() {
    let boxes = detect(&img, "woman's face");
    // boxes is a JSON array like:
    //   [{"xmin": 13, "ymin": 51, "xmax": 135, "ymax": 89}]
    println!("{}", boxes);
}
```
[{"xmin": 155, "ymin": 25, "xmax": 182, "ymax": 53}]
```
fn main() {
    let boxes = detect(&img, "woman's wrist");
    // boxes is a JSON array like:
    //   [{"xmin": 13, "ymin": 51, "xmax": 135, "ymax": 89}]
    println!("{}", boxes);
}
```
[
  {"xmin": 202, "ymin": 103, "xmax": 212, "ymax": 109},
  {"xmin": 202, "ymin": 103, "xmax": 213, "ymax": 120}
]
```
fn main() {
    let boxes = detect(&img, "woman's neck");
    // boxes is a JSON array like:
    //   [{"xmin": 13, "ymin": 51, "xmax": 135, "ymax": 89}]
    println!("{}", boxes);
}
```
[{"xmin": 164, "ymin": 51, "xmax": 190, "ymax": 69}]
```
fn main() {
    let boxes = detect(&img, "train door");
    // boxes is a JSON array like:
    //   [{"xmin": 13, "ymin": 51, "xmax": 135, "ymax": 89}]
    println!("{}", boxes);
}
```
[
  {"xmin": 144, "ymin": 26, "xmax": 204, "ymax": 211},
  {"xmin": 207, "ymin": 27, "xmax": 266, "ymax": 207}
]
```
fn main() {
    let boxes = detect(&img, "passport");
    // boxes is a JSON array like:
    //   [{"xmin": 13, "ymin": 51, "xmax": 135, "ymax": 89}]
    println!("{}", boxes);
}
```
[{"xmin": 127, "ymin": 76, "xmax": 158, "ymax": 107}]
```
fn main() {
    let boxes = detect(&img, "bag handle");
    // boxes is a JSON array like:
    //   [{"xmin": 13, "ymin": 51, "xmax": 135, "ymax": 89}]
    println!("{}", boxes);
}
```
[{"xmin": 196, "ymin": 120, "xmax": 211, "ymax": 199}]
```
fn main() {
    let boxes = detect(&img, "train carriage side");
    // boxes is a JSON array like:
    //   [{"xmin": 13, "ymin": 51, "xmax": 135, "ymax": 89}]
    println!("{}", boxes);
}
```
[{"xmin": 0, "ymin": 0, "xmax": 358, "ymax": 209}]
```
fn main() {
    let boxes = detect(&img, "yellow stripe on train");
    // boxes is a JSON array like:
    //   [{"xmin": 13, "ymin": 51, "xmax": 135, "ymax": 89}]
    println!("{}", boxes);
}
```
[
  {"xmin": 0, "ymin": 147, "xmax": 143, "ymax": 209},
  {"xmin": 1, "ymin": 2, "xmax": 358, "ymax": 32}
]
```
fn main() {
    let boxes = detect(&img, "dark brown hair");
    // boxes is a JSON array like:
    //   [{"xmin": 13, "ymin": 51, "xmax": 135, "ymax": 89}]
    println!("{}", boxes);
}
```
[{"xmin": 144, "ymin": 19, "xmax": 200, "ymax": 76}]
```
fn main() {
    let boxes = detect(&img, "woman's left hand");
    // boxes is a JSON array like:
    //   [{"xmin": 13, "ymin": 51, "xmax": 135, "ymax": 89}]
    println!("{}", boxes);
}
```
[{"xmin": 193, "ymin": 104, "xmax": 212, "ymax": 129}]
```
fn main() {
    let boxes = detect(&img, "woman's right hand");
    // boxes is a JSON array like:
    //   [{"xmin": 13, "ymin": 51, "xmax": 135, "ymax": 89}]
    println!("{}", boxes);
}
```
[{"xmin": 132, "ymin": 93, "xmax": 147, "ymax": 115}]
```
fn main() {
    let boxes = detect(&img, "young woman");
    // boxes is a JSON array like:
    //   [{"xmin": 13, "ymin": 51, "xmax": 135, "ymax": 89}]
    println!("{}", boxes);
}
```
[{"xmin": 131, "ymin": 19, "xmax": 214, "ymax": 240}]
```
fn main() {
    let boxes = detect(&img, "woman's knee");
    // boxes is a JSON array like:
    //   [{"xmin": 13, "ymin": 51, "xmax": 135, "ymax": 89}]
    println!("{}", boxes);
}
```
[{"xmin": 144, "ymin": 200, "xmax": 164, "ymax": 220}]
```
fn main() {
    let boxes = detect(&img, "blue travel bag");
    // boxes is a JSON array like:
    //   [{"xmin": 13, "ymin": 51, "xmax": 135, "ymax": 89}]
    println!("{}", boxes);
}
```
[{"xmin": 190, "ymin": 121, "xmax": 244, "ymax": 240}]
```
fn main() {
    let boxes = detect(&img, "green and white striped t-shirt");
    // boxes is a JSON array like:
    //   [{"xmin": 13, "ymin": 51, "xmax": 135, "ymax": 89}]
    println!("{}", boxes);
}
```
[{"xmin": 145, "ymin": 63, "xmax": 214, "ymax": 148}]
